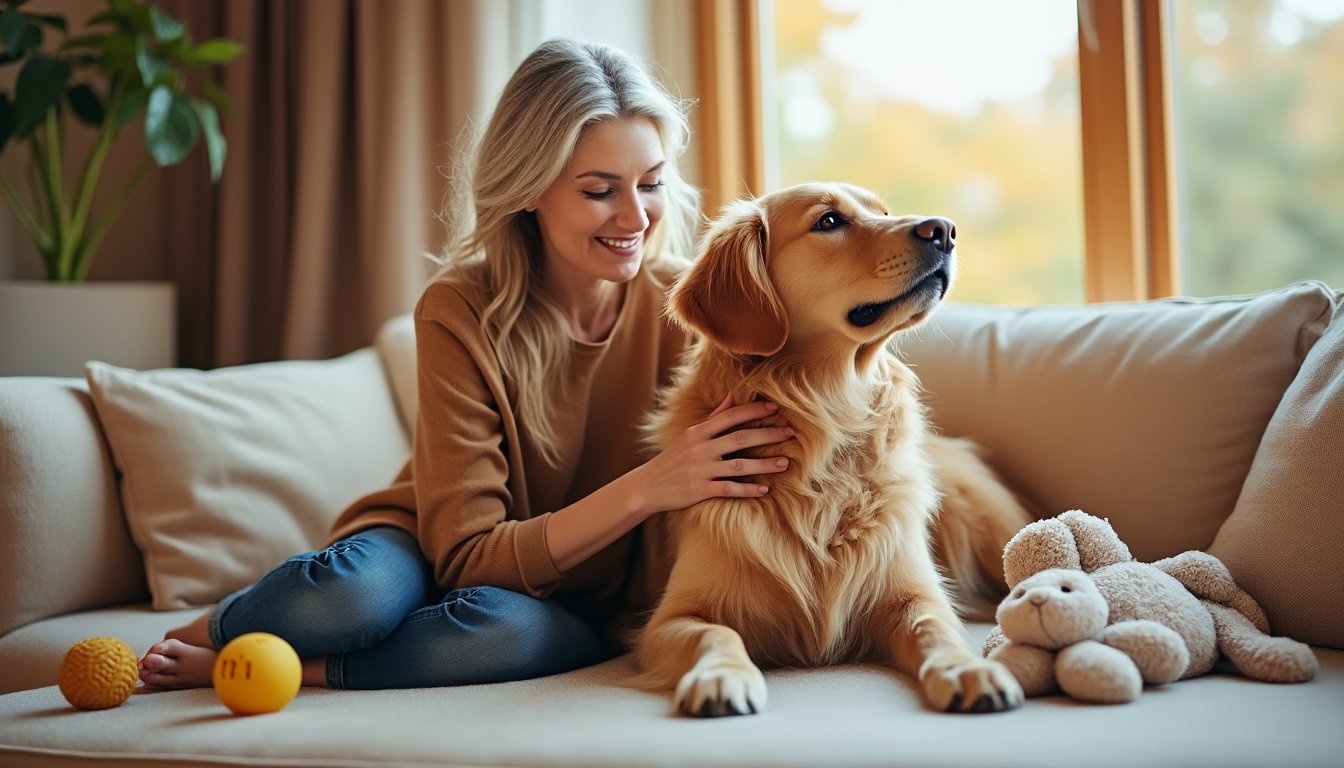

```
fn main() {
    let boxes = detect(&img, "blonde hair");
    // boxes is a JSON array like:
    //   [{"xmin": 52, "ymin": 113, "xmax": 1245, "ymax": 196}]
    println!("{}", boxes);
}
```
[{"xmin": 438, "ymin": 38, "xmax": 700, "ymax": 465}]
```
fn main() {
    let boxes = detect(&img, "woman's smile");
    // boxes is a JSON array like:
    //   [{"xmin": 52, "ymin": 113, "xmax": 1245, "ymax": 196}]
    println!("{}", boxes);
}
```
[{"xmin": 596, "ymin": 234, "xmax": 642, "ymax": 255}]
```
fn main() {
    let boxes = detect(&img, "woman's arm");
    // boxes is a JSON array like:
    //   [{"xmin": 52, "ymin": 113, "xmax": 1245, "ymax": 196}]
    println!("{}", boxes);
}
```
[
  {"xmin": 413, "ymin": 283, "xmax": 791, "ymax": 589},
  {"xmin": 544, "ymin": 395, "xmax": 792, "ymax": 572}
]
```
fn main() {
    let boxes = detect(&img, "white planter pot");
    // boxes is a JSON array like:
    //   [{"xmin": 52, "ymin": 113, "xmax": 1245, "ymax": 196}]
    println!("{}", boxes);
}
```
[{"xmin": 0, "ymin": 280, "xmax": 177, "ymax": 377}]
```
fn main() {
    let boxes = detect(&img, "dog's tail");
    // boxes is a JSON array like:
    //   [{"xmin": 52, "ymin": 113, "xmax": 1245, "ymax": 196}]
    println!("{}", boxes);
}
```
[{"xmin": 926, "ymin": 435, "xmax": 1037, "ymax": 622}]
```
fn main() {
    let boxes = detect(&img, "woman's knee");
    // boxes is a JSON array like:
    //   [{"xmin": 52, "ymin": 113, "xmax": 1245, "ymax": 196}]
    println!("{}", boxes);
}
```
[
  {"xmin": 288, "ymin": 533, "xmax": 429, "ymax": 618},
  {"xmin": 220, "ymin": 528, "xmax": 432, "ymax": 651}
]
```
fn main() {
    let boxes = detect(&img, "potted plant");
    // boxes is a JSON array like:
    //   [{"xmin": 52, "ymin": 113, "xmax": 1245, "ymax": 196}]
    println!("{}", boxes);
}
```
[{"xmin": 0, "ymin": 0, "xmax": 243, "ymax": 375}]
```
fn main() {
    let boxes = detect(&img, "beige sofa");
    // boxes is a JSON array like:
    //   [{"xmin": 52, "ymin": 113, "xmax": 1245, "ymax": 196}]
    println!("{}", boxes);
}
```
[{"xmin": 2, "ymin": 281, "xmax": 1342, "ymax": 768}]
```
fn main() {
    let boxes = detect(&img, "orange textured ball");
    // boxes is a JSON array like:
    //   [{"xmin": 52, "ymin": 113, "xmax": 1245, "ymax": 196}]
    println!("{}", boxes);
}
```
[{"xmin": 58, "ymin": 637, "xmax": 138, "ymax": 710}]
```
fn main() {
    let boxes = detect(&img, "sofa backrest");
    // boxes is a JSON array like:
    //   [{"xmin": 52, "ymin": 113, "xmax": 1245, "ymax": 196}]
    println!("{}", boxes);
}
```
[
  {"xmin": 0, "ymin": 319, "xmax": 416, "ymax": 636},
  {"xmin": 897, "ymin": 280, "xmax": 1342, "ymax": 648},
  {"xmin": 0, "ymin": 379, "xmax": 149, "ymax": 638},
  {"xmin": 375, "ymin": 312, "xmax": 417, "ymax": 435}
]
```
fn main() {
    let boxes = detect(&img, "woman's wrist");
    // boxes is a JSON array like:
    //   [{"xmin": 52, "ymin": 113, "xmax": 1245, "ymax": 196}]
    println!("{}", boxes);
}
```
[{"xmin": 613, "ymin": 465, "xmax": 655, "ymax": 525}]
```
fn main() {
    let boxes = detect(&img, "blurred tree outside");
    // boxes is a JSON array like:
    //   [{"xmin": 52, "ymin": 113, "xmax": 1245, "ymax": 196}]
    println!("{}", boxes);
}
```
[
  {"xmin": 769, "ymin": 0, "xmax": 1343, "ymax": 303},
  {"xmin": 1173, "ymin": 0, "xmax": 1344, "ymax": 296}
]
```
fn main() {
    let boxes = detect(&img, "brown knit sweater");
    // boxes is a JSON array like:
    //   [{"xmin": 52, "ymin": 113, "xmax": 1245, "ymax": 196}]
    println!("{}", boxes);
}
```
[{"xmin": 327, "ymin": 265, "xmax": 686, "ymax": 640}]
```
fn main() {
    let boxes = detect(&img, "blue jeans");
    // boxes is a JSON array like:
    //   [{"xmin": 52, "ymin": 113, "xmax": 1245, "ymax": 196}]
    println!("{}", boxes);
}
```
[{"xmin": 207, "ymin": 527, "xmax": 607, "ymax": 689}]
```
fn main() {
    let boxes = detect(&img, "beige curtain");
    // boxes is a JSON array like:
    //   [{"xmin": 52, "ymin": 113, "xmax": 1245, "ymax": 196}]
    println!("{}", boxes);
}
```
[{"xmin": 163, "ymin": 0, "xmax": 509, "ymax": 368}]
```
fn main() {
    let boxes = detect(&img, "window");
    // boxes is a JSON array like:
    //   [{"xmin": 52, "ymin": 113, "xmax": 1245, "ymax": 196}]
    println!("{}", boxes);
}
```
[
  {"xmin": 766, "ymin": 0, "xmax": 1084, "ymax": 304},
  {"xmin": 1171, "ymin": 0, "xmax": 1344, "ymax": 295},
  {"xmin": 699, "ymin": 0, "xmax": 1344, "ymax": 302}
]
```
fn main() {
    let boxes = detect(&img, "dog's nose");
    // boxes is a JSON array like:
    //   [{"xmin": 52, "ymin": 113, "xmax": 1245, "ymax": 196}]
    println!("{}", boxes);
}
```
[{"xmin": 913, "ymin": 217, "xmax": 956, "ymax": 254}]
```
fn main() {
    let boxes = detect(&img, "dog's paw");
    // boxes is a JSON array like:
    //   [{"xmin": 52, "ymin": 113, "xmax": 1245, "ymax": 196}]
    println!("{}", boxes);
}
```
[
  {"xmin": 674, "ymin": 661, "xmax": 767, "ymax": 717},
  {"xmin": 921, "ymin": 656, "xmax": 1023, "ymax": 714}
]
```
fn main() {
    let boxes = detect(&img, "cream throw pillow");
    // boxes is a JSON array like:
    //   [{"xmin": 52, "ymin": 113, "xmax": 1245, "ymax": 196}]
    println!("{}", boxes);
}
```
[
  {"xmin": 85, "ymin": 350, "xmax": 410, "ymax": 610},
  {"xmin": 896, "ymin": 281, "xmax": 1336, "ymax": 563},
  {"xmin": 1210, "ymin": 289, "xmax": 1344, "ymax": 649}
]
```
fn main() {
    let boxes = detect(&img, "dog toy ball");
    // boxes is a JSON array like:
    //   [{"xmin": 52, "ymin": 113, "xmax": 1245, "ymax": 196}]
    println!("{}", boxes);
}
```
[
  {"xmin": 212, "ymin": 632, "xmax": 302, "ymax": 715},
  {"xmin": 58, "ymin": 636, "xmax": 138, "ymax": 710}
]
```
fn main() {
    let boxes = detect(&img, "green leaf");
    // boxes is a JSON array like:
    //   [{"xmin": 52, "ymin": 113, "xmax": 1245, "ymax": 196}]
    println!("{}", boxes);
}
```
[
  {"xmin": 60, "ymin": 33, "xmax": 106, "ymax": 52},
  {"xmin": 148, "ymin": 6, "xmax": 183, "ymax": 44},
  {"xmin": 28, "ymin": 13, "xmax": 67, "ymax": 33},
  {"xmin": 86, "ymin": 10, "xmax": 119, "ymax": 28},
  {"xmin": 192, "ymin": 38, "xmax": 245, "ymax": 65},
  {"xmin": 0, "ymin": 93, "xmax": 15, "ymax": 153},
  {"xmin": 12, "ymin": 55, "xmax": 70, "ymax": 137},
  {"xmin": 108, "ymin": 0, "xmax": 152, "ymax": 34},
  {"xmin": 0, "ymin": 9, "xmax": 41, "ymax": 57},
  {"xmin": 125, "ymin": 4, "xmax": 153, "ymax": 35},
  {"xmin": 101, "ymin": 29, "xmax": 137, "ymax": 73},
  {"xmin": 66, "ymin": 82, "xmax": 103, "ymax": 125},
  {"xmin": 189, "ymin": 96, "xmax": 225, "ymax": 181},
  {"xmin": 135, "ymin": 34, "xmax": 167, "ymax": 84},
  {"xmin": 144, "ymin": 84, "xmax": 198, "ymax": 166},
  {"xmin": 114, "ymin": 84, "xmax": 146, "ymax": 125}
]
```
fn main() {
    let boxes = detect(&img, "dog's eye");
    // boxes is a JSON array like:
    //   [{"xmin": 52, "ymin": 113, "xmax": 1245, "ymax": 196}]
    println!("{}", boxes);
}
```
[{"xmin": 813, "ymin": 211, "xmax": 846, "ymax": 232}]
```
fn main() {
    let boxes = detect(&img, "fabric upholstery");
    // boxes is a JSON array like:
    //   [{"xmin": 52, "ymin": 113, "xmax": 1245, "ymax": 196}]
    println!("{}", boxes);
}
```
[
  {"xmin": 1210, "ymin": 290, "xmax": 1344, "ymax": 649},
  {"xmin": 1, "ymin": 636, "xmax": 1341, "ymax": 768},
  {"xmin": 83, "ymin": 350, "xmax": 410, "ymax": 610},
  {"xmin": 373, "ymin": 312, "xmax": 417, "ymax": 434},
  {"xmin": 0, "ymin": 605, "xmax": 195, "ymax": 696},
  {"xmin": 0, "ymin": 379, "xmax": 147, "ymax": 639},
  {"xmin": 896, "ymin": 281, "xmax": 1336, "ymax": 562}
]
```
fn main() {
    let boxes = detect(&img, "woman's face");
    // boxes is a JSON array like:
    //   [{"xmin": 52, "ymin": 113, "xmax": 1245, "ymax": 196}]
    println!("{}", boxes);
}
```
[{"xmin": 531, "ymin": 117, "xmax": 667, "ymax": 287}]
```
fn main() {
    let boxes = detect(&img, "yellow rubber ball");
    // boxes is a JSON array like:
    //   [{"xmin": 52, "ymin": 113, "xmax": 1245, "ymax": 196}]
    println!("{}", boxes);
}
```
[
  {"xmin": 58, "ymin": 636, "xmax": 138, "ymax": 710},
  {"xmin": 212, "ymin": 632, "xmax": 301, "ymax": 715}
]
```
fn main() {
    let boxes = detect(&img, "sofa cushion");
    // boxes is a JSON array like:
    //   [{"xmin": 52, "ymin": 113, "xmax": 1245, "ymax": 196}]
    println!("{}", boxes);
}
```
[
  {"xmin": 0, "ymin": 604, "xmax": 194, "ymax": 695},
  {"xmin": 374, "ymin": 312, "xmax": 417, "ymax": 434},
  {"xmin": 2, "ymin": 641, "xmax": 1343, "ymax": 768},
  {"xmin": 896, "ymin": 281, "xmax": 1336, "ymax": 563},
  {"xmin": 84, "ymin": 349, "xmax": 410, "ymax": 610},
  {"xmin": 1210, "ymin": 289, "xmax": 1344, "ymax": 649},
  {"xmin": 0, "ymin": 379, "xmax": 148, "ymax": 640}
]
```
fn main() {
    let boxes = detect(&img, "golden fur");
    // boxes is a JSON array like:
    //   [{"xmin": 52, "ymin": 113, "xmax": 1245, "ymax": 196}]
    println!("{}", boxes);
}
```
[{"xmin": 635, "ymin": 182, "xmax": 1031, "ymax": 716}]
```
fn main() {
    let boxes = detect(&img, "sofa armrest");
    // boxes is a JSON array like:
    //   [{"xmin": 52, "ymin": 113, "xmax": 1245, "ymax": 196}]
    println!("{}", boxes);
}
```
[{"xmin": 0, "ymin": 378, "xmax": 148, "ymax": 638}]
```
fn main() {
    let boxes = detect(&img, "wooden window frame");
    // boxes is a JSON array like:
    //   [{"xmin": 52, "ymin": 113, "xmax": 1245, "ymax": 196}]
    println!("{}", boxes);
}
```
[
  {"xmin": 1078, "ymin": 0, "xmax": 1179, "ymax": 301},
  {"xmin": 698, "ymin": 0, "xmax": 1180, "ymax": 302},
  {"xmin": 692, "ymin": 0, "xmax": 765, "ymax": 216}
]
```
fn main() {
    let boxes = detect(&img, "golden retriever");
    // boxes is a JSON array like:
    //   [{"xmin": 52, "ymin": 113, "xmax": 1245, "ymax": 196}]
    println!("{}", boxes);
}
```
[{"xmin": 636, "ymin": 182, "xmax": 1032, "ymax": 716}]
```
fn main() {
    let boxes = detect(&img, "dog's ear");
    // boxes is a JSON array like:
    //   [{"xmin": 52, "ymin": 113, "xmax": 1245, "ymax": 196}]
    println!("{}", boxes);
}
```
[{"xmin": 668, "ymin": 200, "xmax": 788, "ymax": 356}]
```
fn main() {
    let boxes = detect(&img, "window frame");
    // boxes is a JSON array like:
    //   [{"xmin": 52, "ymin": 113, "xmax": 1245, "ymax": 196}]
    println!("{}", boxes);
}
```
[{"xmin": 697, "ymin": 0, "xmax": 1179, "ymax": 302}]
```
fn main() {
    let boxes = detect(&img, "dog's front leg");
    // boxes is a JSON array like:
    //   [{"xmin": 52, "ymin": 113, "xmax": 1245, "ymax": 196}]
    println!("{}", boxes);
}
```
[
  {"xmin": 637, "ymin": 612, "xmax": 767, "ymax": 717},
  {"xmin": 878, "ymin": 585, "xmax": 1023, "ymax": 713}
]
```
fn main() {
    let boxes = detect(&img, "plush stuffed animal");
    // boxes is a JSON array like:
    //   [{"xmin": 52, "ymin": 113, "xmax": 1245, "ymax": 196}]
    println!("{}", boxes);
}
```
[{"xmin": 982, "ymin": 509, "xmax": 1318, "ymax": 704}]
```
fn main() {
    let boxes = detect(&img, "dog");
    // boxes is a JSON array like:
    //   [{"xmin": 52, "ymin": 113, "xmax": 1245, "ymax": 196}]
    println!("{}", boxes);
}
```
[{"xmin": 635, "ymin": 182, "xmax": 1032, "ymax": 716}]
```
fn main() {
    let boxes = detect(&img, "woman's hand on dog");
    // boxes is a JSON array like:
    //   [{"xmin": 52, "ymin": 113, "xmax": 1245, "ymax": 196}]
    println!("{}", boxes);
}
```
[
  {"xmin": 627, "ymin": 393, "xmax": 793, "ymax": 518},
  {"xmin": 544, "ymin": 394, "xmax": 792, "ymax": 572}
]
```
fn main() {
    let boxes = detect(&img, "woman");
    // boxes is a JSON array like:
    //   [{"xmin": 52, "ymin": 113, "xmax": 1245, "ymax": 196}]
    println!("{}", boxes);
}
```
[{"xmin": 138, "ymin": 38, "xmax": 793, "ymax": 690}]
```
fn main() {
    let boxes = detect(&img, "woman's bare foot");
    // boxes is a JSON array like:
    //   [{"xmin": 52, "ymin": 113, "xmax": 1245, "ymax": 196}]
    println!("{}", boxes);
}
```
[
  {"xmin": 139, "ymin": 608, "xmax": 330, "ymax": 689},
  {"xmin": 139, "ymin": 610, "xmax": 216, "ymax": 689},
  {"xmin": 139, "ymin": 638, "xmax": 218, "ymax": 690}
]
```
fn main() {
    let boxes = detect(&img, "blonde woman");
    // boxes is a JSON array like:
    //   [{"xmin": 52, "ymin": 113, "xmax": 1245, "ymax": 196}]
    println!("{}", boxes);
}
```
[{"xmin": 138, "ymin": 38, "xmax": 792, "ymax": 690}]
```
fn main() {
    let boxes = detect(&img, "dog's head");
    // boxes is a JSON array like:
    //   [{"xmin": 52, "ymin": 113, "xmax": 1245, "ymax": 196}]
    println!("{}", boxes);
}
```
[{"xmin": 669, "ymin": 182, "xmax": 956, "ymax": 357}]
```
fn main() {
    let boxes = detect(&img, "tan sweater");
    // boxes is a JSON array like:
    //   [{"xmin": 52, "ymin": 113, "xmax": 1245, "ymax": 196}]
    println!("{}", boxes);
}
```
[{"xmin": 328, "ymin": 265, "xmax": 686, "ymax": 639}]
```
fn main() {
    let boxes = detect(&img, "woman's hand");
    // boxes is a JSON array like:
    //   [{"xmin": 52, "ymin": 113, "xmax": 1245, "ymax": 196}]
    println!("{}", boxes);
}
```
[
  {"xmin": 546, "ymin": 394, "xmax": 793, "ymax": 572},
  {"xmin": 625, "ymin": 393, "xmax": 793, "ymax": 519}
]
